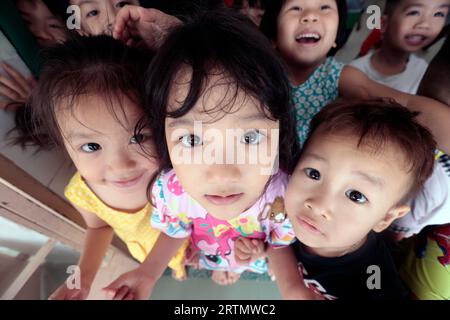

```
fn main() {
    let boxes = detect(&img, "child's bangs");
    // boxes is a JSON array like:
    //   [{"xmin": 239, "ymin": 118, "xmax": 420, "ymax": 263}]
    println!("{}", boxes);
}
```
[{"xmin": 166, "ymin": 63, "xmax": 276, "ymax": 123}]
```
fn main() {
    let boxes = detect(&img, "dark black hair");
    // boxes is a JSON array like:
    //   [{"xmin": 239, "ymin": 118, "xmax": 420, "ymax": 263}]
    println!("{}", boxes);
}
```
[
  {"xmin": 303, "ymin": 99, "xmax": 436, "ymax": 199},
  {"xmin": 28, "ymin": 35, "xmax": 153, "ymax": 148},
  {"xmin": 141, "ymin": 8, "xmax": 300, "ymax": 186},
  {"xmin": 260, "ymin": 0, "xmax": 348, "ymax": 56}
]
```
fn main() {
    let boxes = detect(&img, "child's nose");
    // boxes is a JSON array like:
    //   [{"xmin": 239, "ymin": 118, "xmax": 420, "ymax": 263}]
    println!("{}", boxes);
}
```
[
  {"xmin": 415, "ymin": 17, "xmax": 431, "ymax": 29},
  {"xmin": 301, "ymin": 10, "xmax": 319, "ymax": 23},
  {"xmin": 303, "ymin": 196, "xmax": 332, "ymax": 220},
  {"xmin": 206, "ymin": 164, "xmax": 241, "ymax": 184},
  {"xmin": 108, "ymin": 152, "xmax": 137, "ymax": 173}
]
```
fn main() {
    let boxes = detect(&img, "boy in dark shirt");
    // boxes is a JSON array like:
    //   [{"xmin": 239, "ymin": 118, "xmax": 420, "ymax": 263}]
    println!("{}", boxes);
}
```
[{"xmin": 236, "ymin": 100, "xmax": 436, "ymax": 299}]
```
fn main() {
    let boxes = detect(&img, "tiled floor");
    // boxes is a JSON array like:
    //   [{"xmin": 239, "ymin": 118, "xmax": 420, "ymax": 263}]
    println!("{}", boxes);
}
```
[{"xmin": 152, "ymin": 275, "xmax": 281, "ymax": 300}]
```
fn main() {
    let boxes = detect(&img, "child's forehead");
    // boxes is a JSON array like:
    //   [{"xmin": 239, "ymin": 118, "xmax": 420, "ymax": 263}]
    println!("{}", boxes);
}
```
[
  {"xmin": 395, "ymin": 0, "xmax": 450, "ymax": 10},
  {"xmin": 168, "ymin": 69, "xmax": 269, "ymax": 119},
  {"xmin": 57, "ymin": 93, "xmax": 143, "ymax": 126},
  {"xmin": 303, "ymin": 129, "xmax": 413, "ymax": 175},
  {"xmin": 70, "ymin": 0, "xmax": 108, "ymax": 6}
]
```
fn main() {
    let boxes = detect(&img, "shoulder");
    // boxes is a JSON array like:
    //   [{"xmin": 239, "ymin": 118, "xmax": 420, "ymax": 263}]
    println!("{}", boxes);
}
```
[
  {"xmin": 323, "ymin": 57, "xmax": 344, "ymax": 75},
  {"xmin": 348, "ymin": 52, "xmax": 372, "ymax": 71},
  {"xmin": 265, "ymin": 171, "xmax": 288, "ymax": 200},
  {"xmin": 409, "ymin": 54, "xmax": 428, "ymax": 68},
  {"xmin": 151, "ymin": 169, "xmax": 205, "ymax": 218},
  {"xmin": 64, "ymin": 172, "xmax": 94, "ymax": 205},
  {"xmin": 152, "ymin": 169, "xmax": 183, "ymax": 204}
]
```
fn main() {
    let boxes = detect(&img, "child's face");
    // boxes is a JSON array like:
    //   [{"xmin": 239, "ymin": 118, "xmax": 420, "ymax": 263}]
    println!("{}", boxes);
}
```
[
  {"xmin": 240, "ymin": 0, "xmax": 265, "ymax": 27},
  {"xmin": 16, "ymin": 0, "xmax": 67, "ymax": 47},
  {"xmin": 276, "ymin": 0, "xmax": 339, "ymax": 67},
  {"xmin": 70, "ymin": 0, "xmax": 139, "ymax": 35},
  {"xmin": 165, "ymin": 70, "xmax": 280, "ymax": 220},
  {"xmin": 58, "ymin": 94, "xmax": 157, "ymax": 197},
  {"xmin": 384, "ymin": 0, "xmax": 449, "ymax": 52},
  {"xmin": 285, "ymin": 130, "xmax": 411, "ymax": 257}
]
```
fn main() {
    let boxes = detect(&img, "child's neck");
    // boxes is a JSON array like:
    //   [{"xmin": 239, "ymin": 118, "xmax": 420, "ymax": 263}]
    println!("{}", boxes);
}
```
[
  {"xmin": 287, "ymin": 58, "xmax": 326, "ymax": 87},
  {"xmin": 304, "ymin": 236, "xmax": 367, "ymax": 258},
  {"xmin": 371, "ymin": 42, "xmax": 411, "ymax": 76}
]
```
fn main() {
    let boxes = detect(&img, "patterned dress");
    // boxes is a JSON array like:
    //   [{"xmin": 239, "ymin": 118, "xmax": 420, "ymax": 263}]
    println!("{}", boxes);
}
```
[
  {"xmin": 290, "ymin": 57, "xmax": 344, "ymax": 146},
  {"xmin": 150, "ymin": 169, "xmax": 295, "ymax": 273}
]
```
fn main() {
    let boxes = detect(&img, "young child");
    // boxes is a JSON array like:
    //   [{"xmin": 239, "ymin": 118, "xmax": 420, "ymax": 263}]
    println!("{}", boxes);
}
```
[
  {"xmin": 69, "ymin": 0, "xmax": 140, "ymax": 35},
  {"xmin": 260, "ymin": 0, "xmax": 450, "ymax": 156},
  {"xmin": 395, "ymin": 32, "xmax": 450, "ymax": 300},
  {"xmin": 232, "ymin": 0, "xmax": 267, "ymax": 27},
  {"xmin": 349, "ymin": 0, "xmax": 449, "ymax": 94},
  {"xmin": 103, "ymin": 9, "xmax": 300, "ymax": 299},
  {"xmin": 238, "ymin": 100, "xmax": 436, "ymax": 299},
  {"xmin": 15, "ymin": 0, "xmax": 68, "ymax": 47},
  {"xmin": 28, "ymin": 35, "xmax": 188, "ymax": 299}
]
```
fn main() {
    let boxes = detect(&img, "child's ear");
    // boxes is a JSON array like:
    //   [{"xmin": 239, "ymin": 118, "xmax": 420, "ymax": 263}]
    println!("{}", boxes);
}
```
[{"xmin": 372, "ymin": 204, "xmax": 410, "ymax": 233}]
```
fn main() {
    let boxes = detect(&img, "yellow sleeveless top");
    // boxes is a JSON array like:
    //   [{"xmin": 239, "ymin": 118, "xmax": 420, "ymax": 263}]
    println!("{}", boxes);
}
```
[{"xmin": 64, "ymin": 172, "xmax": 187, "ymax": 278}]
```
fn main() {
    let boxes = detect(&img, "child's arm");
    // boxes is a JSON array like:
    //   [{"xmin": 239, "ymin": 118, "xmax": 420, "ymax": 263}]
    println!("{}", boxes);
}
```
[
  {"xmin": 267, "ymin": 246, "xmax": 324, "ymax": 300},
  {"xmin": 103, "ymin": 233, "xmax": 188, "ymax": 300},
  {"xmin": 340, "ymin": 66, "xmax": 450, "ymax": 155},
  {"xmin": 49, "ymin": 206, "xmax": 114, "ymax": 300}
]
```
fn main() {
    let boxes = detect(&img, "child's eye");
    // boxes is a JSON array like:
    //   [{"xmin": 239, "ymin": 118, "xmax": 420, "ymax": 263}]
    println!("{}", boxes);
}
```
[
  {"xmin": 179, "ymin": 134, "xmax": 202, "ymax": 147},
  {"xmin": 289, "ymin": 6, "xmax": 301, "ymax": 11},
  {"xmin": 304, "ymin": 168, "xmax": 321, "ymax": 180},
  {"xmin": 240, "ymin": 130, "xmax": 263, "ymax": 145},
  {"xmin": 86, "ymin": 10, "xmax": 99, "ymax": 18},
  {"xmin": 345, "ymin": 190, "xmax": 368, "ymax": 204},
  {"xmin": 320, "ymin": 5, "xmax": 331, "ymax": 10},
  {"xmin": 116, "ymin": 1, "xmax": 132, "ymax": 8},
  {"xmin": 130, "ymin": 134, "xmax": 148, "ymax": 144},
  {"xmin": 80, "ymin": 143, "xmax": 101, "ymax": 153},
  {"xmin": 406, "ymin": 10, "xmax": 420, "ymax": 16},
  {"xmin": 434, "ymin": 11, "xmax": 446, "ymax": 18}
]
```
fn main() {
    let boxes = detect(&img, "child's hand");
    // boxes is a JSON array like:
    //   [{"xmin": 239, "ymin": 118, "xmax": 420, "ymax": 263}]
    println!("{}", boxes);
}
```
[
  {"xmin": 48, "ymin": 281, "xmax": 90, "ymax": 300},
  {"xmin": 235, "ymin": 237, "xmax": 265, "ymax": 265},
  {"xmin": 112, "ymin": 5, "xmax": 182, "ymax": 50},
  {"xmin": 0, "ymin": 63, "xmax": 36, "ymax": 109},
  {"xmin": 102, "ymin": 267, "xmax": 156, "ymax": 300}
]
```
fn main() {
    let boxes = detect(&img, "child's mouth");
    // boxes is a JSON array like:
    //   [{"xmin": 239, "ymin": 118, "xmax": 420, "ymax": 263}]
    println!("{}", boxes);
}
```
[
  {"xmin": 295, "ymin": 33, "xmax": 321, "ymax": 45},
  {"xmin": 405, "ymin": 35, "xmax": 427, "ymax": 46},
  {"xmin": 204, "ymin": 193, "xmax": 243, "ymax": 206}
]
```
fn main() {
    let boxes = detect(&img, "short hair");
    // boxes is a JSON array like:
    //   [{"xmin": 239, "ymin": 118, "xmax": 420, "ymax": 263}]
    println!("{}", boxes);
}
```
[
  {"xmin": 259, "ymin": 0, "xmax": 348, "ymax": 56},
  {"xmin": 304, "ymin": 99, "xmax": 436, "ymax": 199},
  {"xmin": 141, "ymin": 8, "xmax": 300, "ymax": 177},
  {"xmin": 29, "ymin": 35, "xmax": 153, "ymax": 148}
]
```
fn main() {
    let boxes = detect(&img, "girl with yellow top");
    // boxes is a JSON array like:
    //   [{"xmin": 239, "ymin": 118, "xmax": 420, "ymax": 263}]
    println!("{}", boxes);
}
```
[{"xmin": 29, "ymin": 35, "xmax": 188, "ymax": 300}]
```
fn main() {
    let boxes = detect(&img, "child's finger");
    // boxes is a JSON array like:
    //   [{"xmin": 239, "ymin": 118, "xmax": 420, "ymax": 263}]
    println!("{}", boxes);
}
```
[
  {"xmin": 248, "ymin": 239, "xmax": 263, "ymax": 254},
  {"xmin": 0, "ymin": 76, "xmax": 26, "ymax": 99},
  {"xmin": 0, "ymin": 82, "xmax": 21, "ymax": 101},
  {"xmin": 112, "ymin": 285, "xmax": 130, "ymax": 300},
  {"xmin": 237, "ymin": 237, "xmax": 255, "ymax": 253},
  {"xmin": 235, "ymin": 251, "xmax": 252, "ymax": 265},
  {"xmin": 123, "ymin": 291, "xmax": 134, "ymax": 300},
  {"xmin": 2, "ymin": 63, "xmax": 31, "ymax": 92},
  {"xmin": 113, "ymin": 5, "xmax": 144, "ymax": 40}
]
